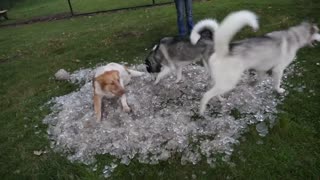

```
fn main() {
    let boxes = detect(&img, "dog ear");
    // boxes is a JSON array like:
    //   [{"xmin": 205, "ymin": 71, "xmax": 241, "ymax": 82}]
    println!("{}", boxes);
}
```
[
  {"xmin": 310, "ymin": 25, "xmax": 318, "ymax": 34},
  {"xmin": 95, "ymin": 75, "xmax": 107, "ymax": 88},
  {"xmin": 110, "ymin": 70, "xmax": 120, "ymax": 83}
]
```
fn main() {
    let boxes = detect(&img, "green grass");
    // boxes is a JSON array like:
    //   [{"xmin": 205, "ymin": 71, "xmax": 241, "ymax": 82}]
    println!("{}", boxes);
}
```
[
  {"xmin": 1, "ymin": 0, "xmax": 69, "ymax": 23},
  {"xmin": 72, "ymin": 0, "xmax": 172, "ymax": 14},
  {"xmin": 1, "ymin": 0, "xmax": 320, "ymax": 179},
  {"xmin": 0, "ymin": 0, "xmax": 171, "ymax": 24}
]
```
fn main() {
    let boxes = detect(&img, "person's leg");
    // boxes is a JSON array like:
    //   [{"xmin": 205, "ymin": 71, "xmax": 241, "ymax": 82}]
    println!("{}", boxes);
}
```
[
  {"xmin": 174, "ymin": 0, "xmax": 186, "ymax": 37},
  {"xmin": 185, "ymin": 0, "xmax": 194, "ymax": 33}
]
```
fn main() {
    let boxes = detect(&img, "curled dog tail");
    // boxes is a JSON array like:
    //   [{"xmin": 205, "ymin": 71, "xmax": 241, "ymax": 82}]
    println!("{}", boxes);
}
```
[
  {"xmin": 190, "ymin": 19, "xmax": 219, "ymax": 44},
  {"xmin": 215, "ymin": 10, "xmax": 259, "ymax": 57}
]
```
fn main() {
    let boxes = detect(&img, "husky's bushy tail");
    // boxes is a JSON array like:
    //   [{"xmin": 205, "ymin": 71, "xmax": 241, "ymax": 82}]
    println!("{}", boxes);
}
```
[
  {"xmin": 215, "ymin": 10, "xmax": 259, "ymax": 57},
  {"xmin": 190, "ymin": 19, "xmax": 219, "ymax": 44}
]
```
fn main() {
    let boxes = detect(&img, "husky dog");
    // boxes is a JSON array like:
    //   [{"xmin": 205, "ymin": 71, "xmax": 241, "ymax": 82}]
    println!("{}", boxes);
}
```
[
  {"xmin": 145, "ymin": 19, "xmax": 219, "ymax": 84},
  {"xmin": 199, "ymin": 10, "xmax": 320, "ymax": 115}
]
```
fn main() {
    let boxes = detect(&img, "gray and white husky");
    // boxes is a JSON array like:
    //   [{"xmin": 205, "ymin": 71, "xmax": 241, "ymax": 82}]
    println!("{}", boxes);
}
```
[
  {"xmin": 145, "ymin": 19, "xmax": 219, "ymax": 84},
  {"xmin": 200, "ymin": 10, "xmax": 320, "ymax": 115}
]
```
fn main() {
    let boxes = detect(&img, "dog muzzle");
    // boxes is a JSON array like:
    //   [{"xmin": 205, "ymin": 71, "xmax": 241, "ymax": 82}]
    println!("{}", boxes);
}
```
[{"xmin": 310, "ymin": 33, "xmax": 320, "ymax": 47}]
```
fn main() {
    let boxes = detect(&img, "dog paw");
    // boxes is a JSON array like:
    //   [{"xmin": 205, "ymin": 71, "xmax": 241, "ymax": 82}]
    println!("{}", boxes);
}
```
[
  {"xmin": 175, "ymin": 77, "xmax": 185, "ymax": 83},
  {"xmin": 217, "ymin": 96, "xmax": 225, "ymax": 102},
  {"xmin": 123, "ymin": 106, "xmax": 131, "ymax": 113},
  {"xmin": 276, "ymin": 88, "xmax": 285, "ymax": 94},
  {"xmin": 96, "ymin": 117, "xmax": 101, "ymax": 123},
  {"xmin": 199, "ymin": 105, "xmax": 206, "ymax": 116}
]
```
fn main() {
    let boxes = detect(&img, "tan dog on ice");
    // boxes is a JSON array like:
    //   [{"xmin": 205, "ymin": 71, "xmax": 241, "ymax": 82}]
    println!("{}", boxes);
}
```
[{"xmin": 93, "ymin": 63, "xmax": 144, "ymax": 122}]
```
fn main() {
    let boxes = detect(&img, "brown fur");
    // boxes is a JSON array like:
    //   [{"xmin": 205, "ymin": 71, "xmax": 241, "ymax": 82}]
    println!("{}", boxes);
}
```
[
  {"xmin": 94, "ymin": 70, "xmax": 124, "ymax": 96},
  {"xmin": 93, "ymin": 93, "xmax": 102, "ymax": 121},
  {"xmin": 93, "ymin": 70, "xmax": 128, "ymax": 122}
]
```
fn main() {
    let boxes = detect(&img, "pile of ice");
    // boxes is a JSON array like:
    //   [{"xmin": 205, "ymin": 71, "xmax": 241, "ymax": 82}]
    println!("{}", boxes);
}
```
[{"xmin": 43, "ymin": 63, "xmax": 291, "ymax": 167}]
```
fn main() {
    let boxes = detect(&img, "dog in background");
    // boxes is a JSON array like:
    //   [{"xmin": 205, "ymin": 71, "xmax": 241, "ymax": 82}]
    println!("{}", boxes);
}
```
[
  {"xmin": 199, "ymin": 10, "xmax": 320, "ymax": 115},
  {"xmin": 145, "ymin": 19, "xmax": 219, "ymax": 84},
  {"xmin": 93, "ymin": 63, "xmax": 144, "ymax": 122}
]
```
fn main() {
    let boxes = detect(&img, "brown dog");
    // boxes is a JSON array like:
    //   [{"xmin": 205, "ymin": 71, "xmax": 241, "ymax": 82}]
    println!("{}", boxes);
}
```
[{"xmin": 93, "ymin": 63, "xmax": 144, "ymax": 122}]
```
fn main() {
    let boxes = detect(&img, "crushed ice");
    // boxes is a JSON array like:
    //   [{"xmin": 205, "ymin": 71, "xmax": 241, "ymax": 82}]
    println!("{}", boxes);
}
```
[
  {"xmin": 43, "ymin": 63, "xmax": 295, "ymax": 169},
  {"xmin": 103, "ymin": 163, "xmax": 118, "ymax": 178}
]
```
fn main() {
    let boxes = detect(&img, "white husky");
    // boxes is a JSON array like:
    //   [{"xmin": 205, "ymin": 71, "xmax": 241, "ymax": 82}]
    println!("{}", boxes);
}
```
[{"xmin": 199, "ymin": 10, "xmax": 320, "ymax": 115}]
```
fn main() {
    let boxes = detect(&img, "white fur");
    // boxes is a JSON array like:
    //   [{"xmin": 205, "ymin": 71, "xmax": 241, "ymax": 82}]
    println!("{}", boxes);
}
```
[
  {"xmin": 200, "ymin": 11, "xmax": 260, "ymax": 115},
  {"xmin": 190, "ymin": 19, "xmax": 219, "ymax": 44},
  {"xmin": 152, "ymin": 44, "xmax": 158, "ymax": 51},
  {"xmin": 312, "ymin": 33, "xmax": 320, "ymax": 42},
  {"xmin": 127, "ymin": 69, "xmax": 145, "ymax": 77},
  {"xmin": 214, "ymin": 10, "xmax": 259, "ymax": 57},
  {"xmin": 199, "ymin": 11, "xmax": 263, "ymax": 115},
  {"xmin": 200, "ymin": 10, "xmax": 304, "ymax": 115}
]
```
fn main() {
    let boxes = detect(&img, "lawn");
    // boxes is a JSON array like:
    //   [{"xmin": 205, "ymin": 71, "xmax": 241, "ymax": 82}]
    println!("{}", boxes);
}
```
[
  {"xmin": 0, "ymin": 0, "xmax": 172, "ymax": 24},
  {"xmin": 0, "ymin": 0, "xmax": 320, "ymax": 179}
]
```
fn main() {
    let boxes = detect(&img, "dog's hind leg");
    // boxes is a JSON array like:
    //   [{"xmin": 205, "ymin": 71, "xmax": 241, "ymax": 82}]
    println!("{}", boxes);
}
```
[
  {"xmin": 272, "ymin": 68, "xmax": 285, "ymax": 93},
  {"xmin": 200, "ymin": 72, "xmax": 240, "ymax": 115},
  {"xmin": 175, "ymin": 67, "xmax": 183, "ymax": 83},
  {"xmin": 154, "ymin": 66, "xmax": 171, "ymax": 84},
  {"xmin": 94, "ymin": 94, "xmax": 103, "ymax": 122},
  {"xmin": 199, "ymin": 87, "xmax": 225, "ymax": 115},
  {"xmin": 202, "ymin": 59, "xmax": 210, "ymax": 74}
]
